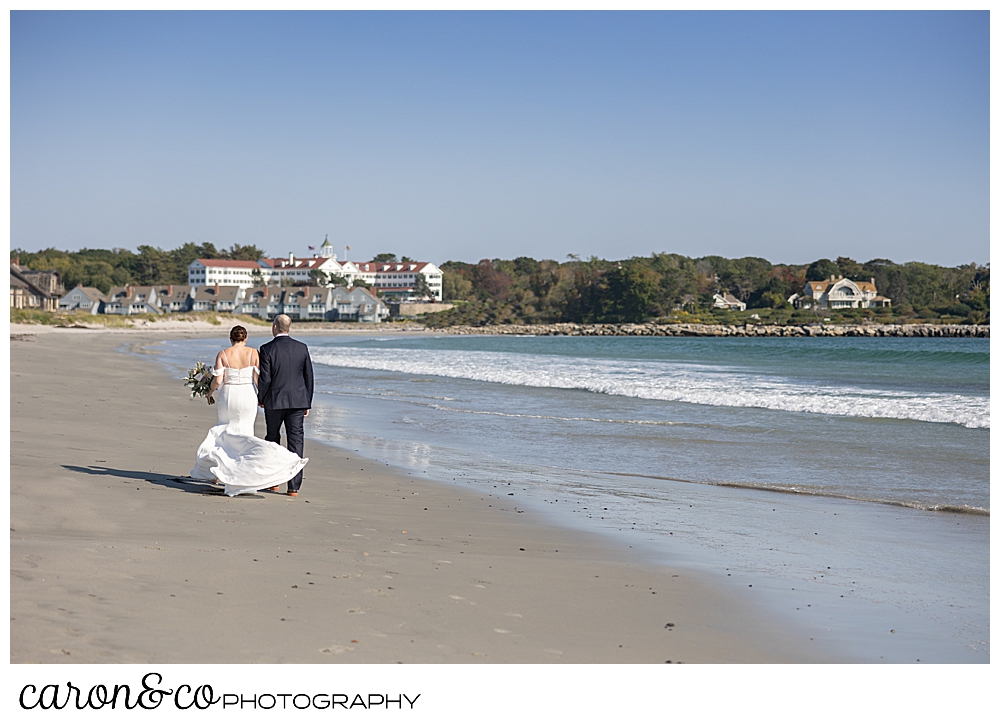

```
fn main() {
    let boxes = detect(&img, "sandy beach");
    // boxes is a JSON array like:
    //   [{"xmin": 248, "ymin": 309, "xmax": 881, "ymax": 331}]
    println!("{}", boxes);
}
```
[{"xmin": 10, "ymin": 324, "xmax": 831, "ymax": 664}]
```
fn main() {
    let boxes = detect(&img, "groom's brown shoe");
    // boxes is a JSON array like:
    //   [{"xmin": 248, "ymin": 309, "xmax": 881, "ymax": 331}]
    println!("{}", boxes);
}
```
[{"xmin": 287, "ymin": 491, "xmax": 298, "ymax": 497}]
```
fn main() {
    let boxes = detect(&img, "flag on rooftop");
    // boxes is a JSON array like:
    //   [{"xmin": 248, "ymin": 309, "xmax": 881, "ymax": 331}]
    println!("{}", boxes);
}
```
[{"xmin": 308, "ymin": 245, "xmax": 316, "ymax": 251}]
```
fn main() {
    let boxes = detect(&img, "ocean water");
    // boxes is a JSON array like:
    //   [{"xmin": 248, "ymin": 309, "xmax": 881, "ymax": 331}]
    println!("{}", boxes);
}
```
[{"xmin": 152, "ymin": 333, "xmax": 989, "ymax": 663}]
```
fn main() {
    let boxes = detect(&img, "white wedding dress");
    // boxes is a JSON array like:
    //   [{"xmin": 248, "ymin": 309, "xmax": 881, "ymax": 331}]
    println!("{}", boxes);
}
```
[{"xmin": 190, "ymin": 362, "xmax": 308, "ymax": 496}]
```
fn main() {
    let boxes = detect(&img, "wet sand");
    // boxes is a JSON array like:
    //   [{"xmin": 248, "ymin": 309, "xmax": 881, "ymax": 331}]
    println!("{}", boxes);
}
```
[{"xmin": 10, "ymin": 325, "xmax": 832, "ymax": 663}]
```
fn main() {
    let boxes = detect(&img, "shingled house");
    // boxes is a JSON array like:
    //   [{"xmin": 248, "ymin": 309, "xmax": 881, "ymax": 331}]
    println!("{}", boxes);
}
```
[
  {"xmin": 712, "ymin": 293, "xmax": 747, "ymax": 311},
  {"xmin": 103, "ymin": 286, "xmax": 163, "ymax": 315},
  {"xmin": 155, "ymin": 285, "xmax": 194, "ymax": 313},
  {"xmin": 329, "ymin": 286, "xmax": 389, "ymax": 322},
  {"xmin": 234, "ymin": 285, "xmax": 389, "ymax": 322},
  {"xmin": 190, "ymin": 284, "xmax": 244, "ymax": 313},
  {"xmin": 58, "ymin": 285, "xmax": 108, "ymax": 314},
  {"xmin": 10, "ymin": 262, "xmax": 64, "ymax": 311},
  {"xmin": 791, "ymin": 276, "xmax": 891, "ymax": 310}
]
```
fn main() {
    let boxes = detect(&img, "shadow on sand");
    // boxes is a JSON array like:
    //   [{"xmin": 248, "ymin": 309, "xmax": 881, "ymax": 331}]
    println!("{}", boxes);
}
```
[{"xmin": 61, "ymin": 464, "xmax": 266, "ymax": 498}]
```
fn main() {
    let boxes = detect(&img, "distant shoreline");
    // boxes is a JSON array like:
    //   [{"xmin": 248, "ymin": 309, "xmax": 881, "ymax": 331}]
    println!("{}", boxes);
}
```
[
  {"xmin": 441, "ymin": 322, "xmax": 990, "ymax": 338},
  {"xmin": 10, "ymin": 315, "xmax": 989, "ymax": 338}
]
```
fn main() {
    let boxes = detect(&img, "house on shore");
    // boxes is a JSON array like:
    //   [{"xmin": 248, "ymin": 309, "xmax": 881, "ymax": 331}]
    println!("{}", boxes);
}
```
[
  {"xmin": 713, "ymin": 293, "xmax": 747, "ymax": 311},
  {"xmin": 104, "ymin": 286, "xmax": 164, "ymax": 315},
  {"xmin": 191, "ymin": 284, "xmax": 244, "ymax": 313},
  {"xmin": 10, "ymin": 262, "xmax": 64, "ymax": 311},
  {"xmin": 58, "ymin": 285, "xmax": 108, "ymax": 314},
  {"xmin": 156, "ymin": 285, "xmax": 194, "ymax": 313},
  {"xmin": 790, "ymin": 276, "xmax": 891, "ymax": 310},
  {"xmin": 329, "ymin": 286, "xmax": 389, "ymax": 322},
  {"xmin": 234, "ymin": 284, "xmax": 389, "ymax": 322}
]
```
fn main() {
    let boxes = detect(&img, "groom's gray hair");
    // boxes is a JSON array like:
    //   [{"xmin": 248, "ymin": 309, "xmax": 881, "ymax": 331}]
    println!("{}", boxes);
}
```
[{"xmin": 273, "ymin": 314, "xmax": 292, "ymax": 333}]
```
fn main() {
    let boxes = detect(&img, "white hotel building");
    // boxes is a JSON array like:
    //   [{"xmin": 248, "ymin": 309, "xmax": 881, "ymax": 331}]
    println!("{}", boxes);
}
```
[
  {"xmin": 187, "ymin": 239, "xmax": 444, "ymax": 301},
  {"xmin": 187, "ymin": 259, "xmax": 261, "ymax": 290}
]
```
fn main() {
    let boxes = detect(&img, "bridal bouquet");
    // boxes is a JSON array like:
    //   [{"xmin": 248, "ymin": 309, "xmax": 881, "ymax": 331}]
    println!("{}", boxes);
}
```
[{"xmin": 184, "ymin": 361, "xmax": 216, "ymax": 405}]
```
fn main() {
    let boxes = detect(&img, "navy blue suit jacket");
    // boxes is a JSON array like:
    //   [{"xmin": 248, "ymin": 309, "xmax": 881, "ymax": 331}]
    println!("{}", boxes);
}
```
[{"xmin": 257, "ymin": 335, "xmax": 314, "ymax": 410}]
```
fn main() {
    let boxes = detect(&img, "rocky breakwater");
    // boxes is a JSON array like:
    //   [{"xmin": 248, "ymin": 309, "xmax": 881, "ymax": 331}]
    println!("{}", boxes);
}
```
[{"xmin": 442, "ymin": 322, "xmax": 990, "ymax": 338}]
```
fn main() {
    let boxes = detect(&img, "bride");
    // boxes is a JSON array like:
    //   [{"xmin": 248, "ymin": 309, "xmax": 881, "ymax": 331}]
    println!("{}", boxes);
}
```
[{"xmin": 191, "ymin": 325, "xmax": 308, "ymax": 496}]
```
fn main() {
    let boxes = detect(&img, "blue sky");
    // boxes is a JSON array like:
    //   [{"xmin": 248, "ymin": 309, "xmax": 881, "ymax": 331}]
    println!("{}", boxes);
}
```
[{"xmin": 10, "ymin": 11, "xmax": 989, "ymax": 266}]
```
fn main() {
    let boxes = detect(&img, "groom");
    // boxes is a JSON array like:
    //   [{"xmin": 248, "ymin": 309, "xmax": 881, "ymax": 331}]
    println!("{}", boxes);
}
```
[{"xmin": 257, "ymin": 314, "xmax": 314, "ymax": 497}]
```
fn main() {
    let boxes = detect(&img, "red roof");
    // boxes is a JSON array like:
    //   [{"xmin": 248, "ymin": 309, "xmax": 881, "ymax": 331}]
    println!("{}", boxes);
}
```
[
  {"xmin": 353, "ymin": 261, "xmax": 432, "ymax": 273},
  {"xmin": 259, "ymin": 257, "xmax": 326, "ymax": 270},
  {"xmin": 196, "ymin": 259, "xmax": 260, "ymax": 268}
]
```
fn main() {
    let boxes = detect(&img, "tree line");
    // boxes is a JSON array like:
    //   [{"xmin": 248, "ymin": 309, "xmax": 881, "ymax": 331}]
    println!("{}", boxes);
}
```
[
  {"xmin": 10, "ymin": 245, "xmax": 435, "ymax": 298},
  {"xmin": 10, "ymin": 243, "xmax": 266, "ymax": 293},
  {"xmin": 10, "ymin": 245, "xmax": 989, "ymax": 325},
  {"xmin": 434, "ymin": 254, "xmax": 989, "ymax": 326}
]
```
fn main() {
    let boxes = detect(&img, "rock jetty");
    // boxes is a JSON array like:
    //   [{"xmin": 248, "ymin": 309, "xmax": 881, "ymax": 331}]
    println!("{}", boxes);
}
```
[{"xmin": 441, "ymin": 322, "xmax": 989, "ymax": 338}]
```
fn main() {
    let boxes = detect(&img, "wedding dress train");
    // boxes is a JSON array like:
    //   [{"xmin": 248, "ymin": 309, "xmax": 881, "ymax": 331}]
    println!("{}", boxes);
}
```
[{"xmin": 191, "ymin": 365, "xmax": 308, "ymax": 496}]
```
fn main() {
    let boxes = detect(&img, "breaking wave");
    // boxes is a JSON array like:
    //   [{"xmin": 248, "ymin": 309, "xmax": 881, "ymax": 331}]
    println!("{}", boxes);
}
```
[{"xmin": 311, "ymin": 347, "xmax": 989, "ymax": 429}]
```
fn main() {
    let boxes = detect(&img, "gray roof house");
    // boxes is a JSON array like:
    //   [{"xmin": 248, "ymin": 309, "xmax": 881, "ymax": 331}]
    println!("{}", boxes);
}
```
[
  {"xmin": 154, "ymin": 285, "xmax": 194, "ymax": 313},
  {"xmin": 233, "ymin": 285, "xmax": 329, "ymax": 320},
  {"xmin": 233, "ymin": 284, "xmax": 388, "ymax": 322},
  {"xmin": 59, "ymin": 285, "xmax": 108, "ymax": 314},
  {"xmin": 235, "ymin": 286, "xmax": 283, "ymax": 319},
  {"xmin": 103, "ymin": 286, "xmax": 163, "ymax": 315},
  {"xmin": 712, "ymin": 293, "xmax": 747, "ymax": 312},
  {"xmin": 10, "ymin": 270, "xmax": 41, "ymax": 310},
  {"xmin": 329, "ymin": 286, "xmax": 389, "ymax": 322},
  {"xmin": 281, "ymin": 286, "xmax": 329, "ymax": 320},
  {"xmin": 190, "ymin": 284, "xmax": 244, "ymax": 313},
  {"xmin": 11, "ymin": 263, "xmax": 64, "ymax": 311}
]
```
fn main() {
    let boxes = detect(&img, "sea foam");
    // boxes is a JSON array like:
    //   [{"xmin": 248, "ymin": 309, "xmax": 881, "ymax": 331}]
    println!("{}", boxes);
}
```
[{"xmin": 311, "ymin": 348, "xmax": 989, "ymax": 429}]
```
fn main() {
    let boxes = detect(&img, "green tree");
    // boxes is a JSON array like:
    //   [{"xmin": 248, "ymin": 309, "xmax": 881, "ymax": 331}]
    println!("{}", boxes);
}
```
[
  {"xmin": 563, "ymin": 262, "xmax": 608, "ymax": 323},
  {"xmin": 603, "ymin": 265, "xmax": 658, "ymax": 322},
  {"xmin": 373, "ymin": 253, "xmax": 397, "ymax": 263},
  {"xmin": 748, "ymin": 276, "xmax": 791, "ymax": 309},
  {"xmin": 442, "ymin": 268, "xmax": 475, "ymax": 300},
  {"xmin": 806, "ymin": 258, "xmax": 841, "ymax": 281},
  {"xmin": 836, "ymin": 256, "xmax": 863, "ymax": 279},
  {"xmin": 413, "ymin": 272, "xmax": 434, "ymax": 300},
  {"xmin": 309, "ymin": 269, "xmax": 332, "ymax": 287},
  {"xmin": 900, "ymin": 262, "xmax": 945, "ymax": 309},
  {"xmin": 134, "ymin": 246, "xmax": 172, "ymax": 285},
  {"xmin": 170, "ymin": 242, "xmax": 222, "ymax": 284},
  {"xmin": 513, "ymin": 257, "xmax": 541, "ymax": 277},
  {"xmin": 719, "ymin": 257, "xmax": 772, "ymax": 301},
  {"xmin": 224, "ymin": 244, "xmax": 265, "ymax": 262}
]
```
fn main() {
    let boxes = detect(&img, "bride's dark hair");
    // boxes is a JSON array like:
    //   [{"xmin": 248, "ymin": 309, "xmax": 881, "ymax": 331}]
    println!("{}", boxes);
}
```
[{"xmin": 230, "ymin": 325, "xmax": 248, "ymax": 344}]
